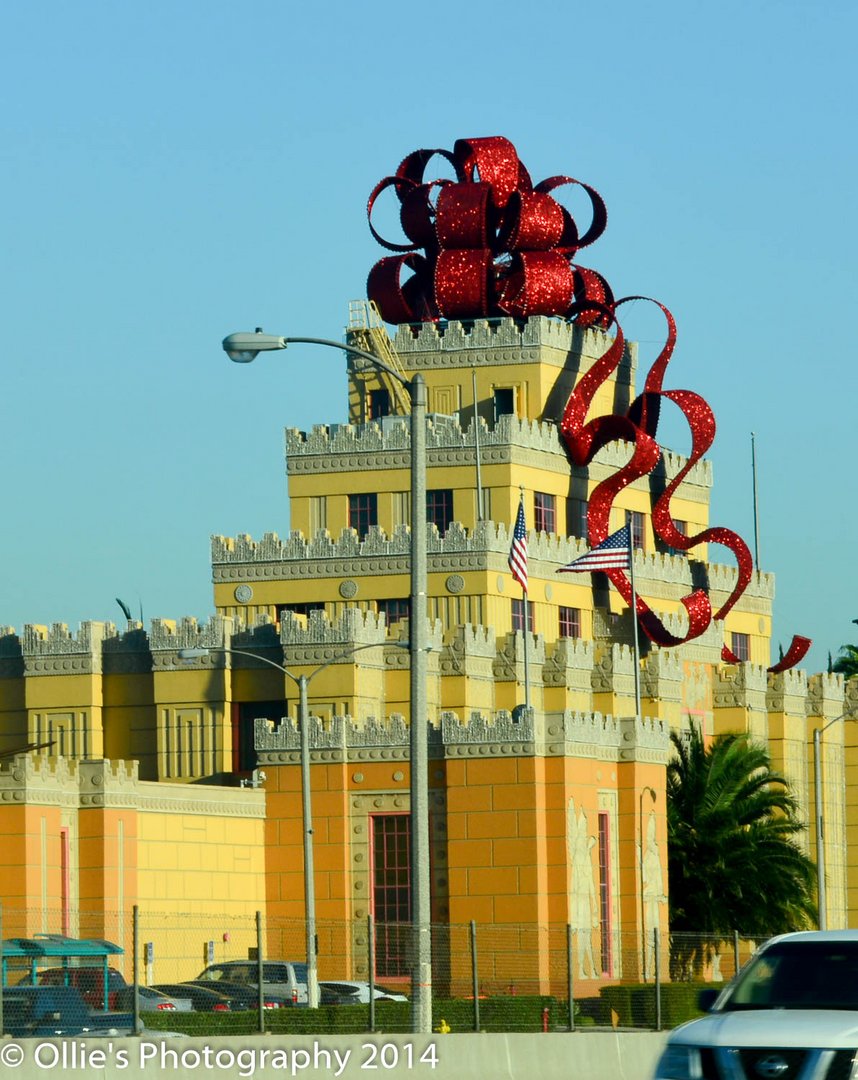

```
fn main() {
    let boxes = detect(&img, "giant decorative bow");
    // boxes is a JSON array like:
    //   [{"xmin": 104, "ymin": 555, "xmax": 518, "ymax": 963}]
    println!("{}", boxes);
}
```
[{"xmin": 366, "ymin": 137, "xmax": 810, "ymax": 672}]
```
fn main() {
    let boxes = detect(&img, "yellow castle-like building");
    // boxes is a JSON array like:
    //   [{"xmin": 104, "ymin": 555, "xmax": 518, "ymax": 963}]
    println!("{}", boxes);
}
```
[{"xmin": 0, "ymin": 310, "xmax": 854, "ymax": 991}]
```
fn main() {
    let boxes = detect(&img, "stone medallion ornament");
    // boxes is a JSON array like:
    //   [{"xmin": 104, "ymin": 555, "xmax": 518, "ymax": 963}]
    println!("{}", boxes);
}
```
[
  {"xmin": 339, "ymin": 579, "xmax": 359, "ymax": 599},
  {"xmin": 234, "ymin": 584, "xmax": 253, "ymax": 603},
  {"xmin": 445, "ymin": 574, "xmax": 465, "ymax": 594}
]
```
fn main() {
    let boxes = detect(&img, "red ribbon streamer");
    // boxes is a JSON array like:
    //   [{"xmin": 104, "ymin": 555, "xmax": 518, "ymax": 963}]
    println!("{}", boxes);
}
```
[{"xmin": 366, "ymin": 137, "xmax": 810, "ymax": 669}]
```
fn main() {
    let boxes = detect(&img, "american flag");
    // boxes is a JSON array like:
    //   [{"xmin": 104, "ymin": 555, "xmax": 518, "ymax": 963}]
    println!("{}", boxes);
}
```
[
  {"xmin": 508, "ymin": 497, "xmax": 528, "ymax": 592},
  {"xmin": 558, "ymin": 524, "xmax": 632, "ymax": 573}
]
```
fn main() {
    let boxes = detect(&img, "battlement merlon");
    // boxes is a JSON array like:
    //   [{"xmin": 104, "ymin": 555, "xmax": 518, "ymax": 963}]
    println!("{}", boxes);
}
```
[
  {"xmin": 382, "ymin": 315, "xmax": 636, "ymax": 376},
  {"xmin": 284, "ymin": 414, "xmax": 713, "ymax": 493},
  {"xmin": 209, "ymin": 522, "xmax": 773, "ymax": 604}
]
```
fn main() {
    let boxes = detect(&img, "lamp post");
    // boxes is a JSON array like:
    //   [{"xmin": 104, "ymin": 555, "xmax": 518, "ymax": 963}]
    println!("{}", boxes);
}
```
[
  {"xmin": 639, "ymin": 785, "xmax": 657, "ymax": 980},
  {"xmin": 221, "ymin": 330, "xmax": 432, "ymax": 1033},
  {"xmin": 180, "ymin": 639, "xmax": 404, "ymax": 1009},
  {"xmin": 813, "ymin": 712, "xmax": 853, "ymax": 931}
]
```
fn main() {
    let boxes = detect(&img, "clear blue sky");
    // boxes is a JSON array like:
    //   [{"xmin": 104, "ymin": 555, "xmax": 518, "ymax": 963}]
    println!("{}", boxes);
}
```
[{"xmin": 2, "ymin": 0, "xmax": 856, "ymax": 676}]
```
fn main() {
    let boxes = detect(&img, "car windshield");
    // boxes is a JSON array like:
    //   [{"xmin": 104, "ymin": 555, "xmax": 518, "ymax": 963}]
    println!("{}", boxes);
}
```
[{"xmin": 723, "ymin": 941, "xmax": 858, "ymax": 1011}]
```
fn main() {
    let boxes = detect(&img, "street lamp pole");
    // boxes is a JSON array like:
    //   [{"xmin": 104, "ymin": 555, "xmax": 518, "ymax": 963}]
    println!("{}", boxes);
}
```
[
  {"xmin": 814, "ymin": 712, "xmax": 852, "ymax": 931},
  {"xmin": 221, "ymin": 330, "xmax": 433, "ymax": 1033},
  {"xmin": 180, "ymin": 638, "xmax": 401, "ymax": 1009}
]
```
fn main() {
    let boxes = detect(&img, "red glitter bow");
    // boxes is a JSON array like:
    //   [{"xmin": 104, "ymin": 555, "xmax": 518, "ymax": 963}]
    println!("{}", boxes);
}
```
[
  {"xmin": 366, "ymin": 137, "xmax": 811, "ymax": 671},
  {"xmin": 367, "ymin": 136, "xmax": 611, "ymax": 323}
]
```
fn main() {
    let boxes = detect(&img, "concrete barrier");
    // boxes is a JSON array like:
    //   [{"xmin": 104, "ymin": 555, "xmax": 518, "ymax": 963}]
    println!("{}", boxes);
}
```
[{"xmin": 0, "ymin": 1032, "xmax": 670, "ymax": 1080}]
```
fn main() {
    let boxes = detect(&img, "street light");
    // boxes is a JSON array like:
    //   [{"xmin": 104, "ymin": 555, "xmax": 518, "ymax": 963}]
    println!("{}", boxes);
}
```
[
  {"xmin": 639, "ymin": 785, "xmax": 657, "ymax": 980},
  {"xmin": 813, "ymin": 711, "xmax": 854, "ymax": 930},
  {"xmin": 180, "ymin": 639, "xmax": 404, "ymax": 1009},
  {"xmin": 221, "ymin": 329, "xmax": 432, "ymax": 1034}
]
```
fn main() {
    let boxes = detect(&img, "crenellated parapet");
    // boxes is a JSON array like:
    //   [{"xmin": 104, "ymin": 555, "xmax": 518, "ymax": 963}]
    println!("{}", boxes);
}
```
[
  {"xmin": 253, "ymin": 702, "xmax": 667, "ymax": 766},
  {"xmin": 767, "ymin": 668, "xmax": 810, "ymax": 714},
  {"xmin": 439, "ymin": 624, "xmax": 496, "ymax": 678},
  {"xmin": 102, "ymin": 623, "xmax": 153, "ymax": 676},
  {"xmin": 493, "ymin": 631, "xmax": 547, "ymax": 685},
  {"xmin": 713, "ymin": 662, "xmax": 768, "ymax": 710},
  {"xmin": 591, "ymin": 643, "xmax": 639, "ymax": 711},
  {"xmin": 148, "ymin": 615, "xmax": 235, "ymax": 669},
  {"xmin": 807, "ymin": 672, "xmax": 847, "ymax": 719},
  {"xmin": 20, "ymin": 621, "xmax": 113, "ymax": 677},
  {"xmin": 285, "ymin": 410, "xmax": 712, "ymax": 494},
  {"xmin": 642, "ymin": 649, "xmax": 683, "ymax": 707},
  {"xmin": 543, "ymin": 636, "xmax": 595, "ymax": 691},
  {"xmin": 0, "ymin": 752, "xmax": 140, "ymax": 809}
]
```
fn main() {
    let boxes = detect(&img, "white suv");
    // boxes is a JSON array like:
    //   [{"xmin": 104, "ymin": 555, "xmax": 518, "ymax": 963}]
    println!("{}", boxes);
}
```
[{"xmin": 653, "ymin": 931, "xmax": 858, "ymax": 1079}]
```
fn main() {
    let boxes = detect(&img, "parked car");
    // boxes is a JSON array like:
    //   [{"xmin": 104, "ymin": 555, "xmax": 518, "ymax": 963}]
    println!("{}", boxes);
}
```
[
  {"xmin": 2, "ymin": 985, "xmax": 135, "ymax": 1037},
  {"xmin": 112, "ymin": 985, "xmax": 193, "ymax": 1012},
  {"xmin": 182, "ymin": 978, "xmax": 293, "ymax": 1009},
  {"xmin": 28, "ymin": 966, "xmax": 127, "ymax": 1010},
  {"xmin": 195, "ymin": 960, "xmax": 308, "ymax": 1005},
  {"xmin": 319, "ymin": 980, "xmax": 408, "ymax": 1004},
  {"xmin": 653, "ymin": 930, "xmax": 858, "ymax": 1080},
  {"xmin": 152, "ymin": 983, "xmax": 249, "ymax": 1012}
]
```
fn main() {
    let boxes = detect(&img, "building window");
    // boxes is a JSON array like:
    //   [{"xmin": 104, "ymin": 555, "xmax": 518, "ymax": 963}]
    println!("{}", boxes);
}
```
[
  {"xmin": 276, "ymin": 602, "xmax": 326, "ymax": 620},
  {"xmin": 628, "ymin": 511, "xmax": 645, "ymax": 550},
  {"xmin": 567, "ymin": 497, "xmax": 588, "ymax": 540},
  {"xmin": 559, "ymin": 606, "xmax": 581, "ymax": 639},
  {"xmin": 597, "ymin": 812, "xmax": 613, "ymax": 976},
  {"xmin": 377, "ymin": 598, "xmax": 410, "ymax": 625},
  {"xmin": 372, "ymin": 814, "xmax": 411, "ymax": 978},
  {"xmin": 427, "ymin": 489, "xmax": 454, "ymax": 534},
  {"xmin": 309, "ymin": 496, "xmax": 327, "ymax": 536},
  {"xmin": 731, "ymin": 632, "xmax": 750, "ymax": 662},
  {"xmin": 392, "ymin": 491, "xmax": 410, "ymax": 529},
  {"xmin": 349, "ymin": 493, "xmax": 378, "ymax": 537},
  {"xmin": 369, "ymin": 388, "xmax": 390, "ymax": 420},
  {"xmin": 493, "ymin": 387, "xmax": 516, "ymax": 422},
  {"xmin": 534, "ymin": 492, "xmax": 556, "ymax": 534},
  {"xmin": 233, "ymin": 700, "xmax": 286, "ymax": 773},
  {"xmin": 511, "ymin": 598, "xmax": 533, "ymax": 632}
]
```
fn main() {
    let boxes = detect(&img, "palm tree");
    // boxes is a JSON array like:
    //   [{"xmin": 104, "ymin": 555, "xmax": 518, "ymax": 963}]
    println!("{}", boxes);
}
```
[
  {"xmin": 667, "ymin": 725, "xmax": 817, "ymax": 979},
  {"xmin": 832, "ymin": 644, "xmax": 858, "ymax": 680}
]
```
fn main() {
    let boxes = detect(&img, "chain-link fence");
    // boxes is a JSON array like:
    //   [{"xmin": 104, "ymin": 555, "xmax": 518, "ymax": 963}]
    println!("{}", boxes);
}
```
[{"xmin": 0, "ymin": 904, "xmax": 770, "ymax": 1035}]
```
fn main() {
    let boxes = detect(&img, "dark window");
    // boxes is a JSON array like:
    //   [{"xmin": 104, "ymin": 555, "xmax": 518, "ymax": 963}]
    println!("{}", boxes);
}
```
[
  {"xmin": 668, "ymin": 519, "xmax": 688, "ymax": 557},
  {"xmin": 377, "ymin": 598, "xmax": 410, "ymax": 625},
  {"xmin": 369, "ymin": 388, "xmax": 391, "ymax": 419},
  {"xmin": 598, "ymin": 812, "xmax": 613, "ymax": 976},
  {"xmin": 567, "ymin": 497, "xmax": 588, "ymax": 539},
  {"xmin": 349, "ymin": 493, "xmax": 378, "ymax": 537},
  {"xmin": 559, "ymin": 606, "xmax": 581, "ymax": 639},
  {"xmin": 234, "ymin": 700, "xmax": 286, "ymax": 773},
  {"xmin": 493, "ymin": 387, "xmax": 515, "ymax": 421},
  {"xmin": 427, "ymin": 489, "xmax": 454, "ymax": 533},
  {"xmin": 534, "ymin": 492, "xmax": 556, "ymax": 534},
  {"xmin": 731, "ymin": 632, "xmax": 750, "ymax": 662},
  {"xmin": 511, "ymin": 598, "xmax": 533, "ymax": 632},
  {"xmin": 628, "ymin": 511, "xmax": 645, "ymax": 550},
  {"xmin": 372, "ymin": 814, "xmax": 411, "ymax": 978},
  {"xmin": 276, "ymin": 602, "xmax": 326, "ymax": 620}
]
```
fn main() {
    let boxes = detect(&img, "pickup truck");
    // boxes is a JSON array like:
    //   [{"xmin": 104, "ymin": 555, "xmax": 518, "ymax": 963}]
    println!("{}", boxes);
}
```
[
  {"xmin": 653, "ymin": 930, "xmax": 858, "ymax": 1080},
  {"xmin": 1, "ymin": 985, "xmax": 136, "ymax": 1037}
]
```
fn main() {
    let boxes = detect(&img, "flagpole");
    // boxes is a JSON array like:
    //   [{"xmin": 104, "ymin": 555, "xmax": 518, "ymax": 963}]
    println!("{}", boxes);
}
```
[{"xmin": 628, "ymin": 520, "xmax": 642, "ymax": 722}]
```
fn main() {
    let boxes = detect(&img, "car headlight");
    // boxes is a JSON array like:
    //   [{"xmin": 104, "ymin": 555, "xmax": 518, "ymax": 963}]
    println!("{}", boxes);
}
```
[{"xmin": 653, "ymin": 1044, "xmax": 701, "ymax": 1080}]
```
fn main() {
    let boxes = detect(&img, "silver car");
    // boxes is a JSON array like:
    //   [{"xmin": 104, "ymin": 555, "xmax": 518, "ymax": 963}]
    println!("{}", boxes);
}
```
[{"xmin": 195, "ymin": 961, "xmax": 308, "ymax": 1005}]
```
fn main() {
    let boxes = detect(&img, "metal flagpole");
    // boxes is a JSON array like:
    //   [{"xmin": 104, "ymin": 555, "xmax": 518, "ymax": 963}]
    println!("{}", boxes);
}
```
[
  {"xmin": 628, "ymin": 521, "xmax": 642, "ymax": 721},
  {"xmin": 751, "ymin": 431, "xmax": 760, "ymax": 568}
]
